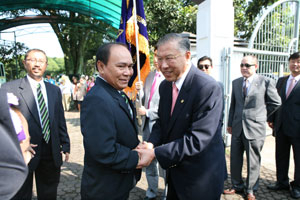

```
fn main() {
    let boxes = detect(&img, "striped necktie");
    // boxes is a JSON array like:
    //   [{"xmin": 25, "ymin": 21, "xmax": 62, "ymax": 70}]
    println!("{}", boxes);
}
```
[
  {"xmin": 121, "ymin": 91, "xmax": 133, "ymax": 118},
  {"xmin": 37, "ymin": 83, "xmax": 50, "ymax": 143}
]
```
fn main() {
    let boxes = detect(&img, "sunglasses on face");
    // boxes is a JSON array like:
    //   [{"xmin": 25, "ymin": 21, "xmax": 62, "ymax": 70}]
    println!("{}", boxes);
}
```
[
  {"xmin": 198, "ymin": 64, "xmax": 211, "ymax": 70},
  {"xmin": 240, "ymin": 63, "xmax": 255, "ymax": 68}
]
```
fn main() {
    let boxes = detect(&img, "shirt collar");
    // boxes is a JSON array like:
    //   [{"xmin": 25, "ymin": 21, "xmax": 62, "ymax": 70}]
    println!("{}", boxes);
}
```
[
  {"xmin": 27, "ymin": 74, "xmax": 45, "ymax": 90},
  {"xmin": 289, "ymin": 74, "xmax": 300, "ymax": 82},
  {"xmin": 244, "ymin": 73, "xmax": 256, "ymax": 84}
]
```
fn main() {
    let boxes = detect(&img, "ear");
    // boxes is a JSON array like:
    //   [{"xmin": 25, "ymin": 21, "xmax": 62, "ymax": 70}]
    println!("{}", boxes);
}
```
[
  {"xmin": 97, "ymin": 60, "xmax": 105, "ymax": 75},
  {"xmin": 185, "ymin": 51, "xmax": 191, "ymax": 60},
  {"xmin": 255, "ymin": 64, "xmax": 259, "ymax": 71}
]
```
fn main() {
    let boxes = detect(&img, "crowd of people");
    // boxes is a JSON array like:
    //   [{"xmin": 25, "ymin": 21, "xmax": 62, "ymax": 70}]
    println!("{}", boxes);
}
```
[
  {"xmin": 0, "ymin": 32, "xmax": 299, "ymax": 200},
  {"xmin": 44, "ymin": 73, "xmax": 95, "ymax": 112}
]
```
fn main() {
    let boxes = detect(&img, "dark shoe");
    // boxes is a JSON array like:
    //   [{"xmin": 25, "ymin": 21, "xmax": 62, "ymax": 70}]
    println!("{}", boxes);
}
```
[
  {"xmin": 223, "ymin": 188, "xmax": 243, "ymax": 195},
  {"xmin": 144, "ymin": 197, "xmax": 156, "ymax": 200},
  {"xmin": 267, "ymin": 183, "xmax": 289, "ymax": 191},
  {"xmin": 247, "ymin": 193, "xmax": 256, "ymax": 200},
  {"xmin": 291, "ymin": 188, "xmax": 300, "ymax": 199}
]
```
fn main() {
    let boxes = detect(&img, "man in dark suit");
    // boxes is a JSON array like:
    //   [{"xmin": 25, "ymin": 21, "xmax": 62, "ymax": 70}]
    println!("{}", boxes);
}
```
[
  {"xmin": 136, "ymin": 47, "xmax": 165, "ymax": 200},
  {"xmin": 80, "ymin": 42, "xmax": 142, "ymax": 200},
  {"xmin": 136, "ymin": 33, "xmax": 226, "ymax": 200},
  {"xmin": 2, "ymin": 49, "xmax": 70, "ymax": 199},
  {"xmin": 267, "ymin": 52, "xmax": 300, "ymax": 199},
  {"xmin": 224, "ymin": 55, "xmax": 281, "ymax": 200},
  {"xmin": 0, "ymin": 88, "xmax": 28, "ymax": 199}
]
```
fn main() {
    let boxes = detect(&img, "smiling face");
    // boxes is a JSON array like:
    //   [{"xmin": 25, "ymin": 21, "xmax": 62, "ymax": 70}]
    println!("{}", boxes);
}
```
[
  {"xmin": 289, "ymin": 57, "xmax": 300, "ymax": 77},
  {"xmin": 23, "ymin": 50, "xmax": 48, "ymax": 81},
  {"xmin": 97, "ymin": 45, "xmax": 134, "ymax": 90},
  {"xmin": 157, "ymin": 40, "xmax": 191, "ymax": 82}
]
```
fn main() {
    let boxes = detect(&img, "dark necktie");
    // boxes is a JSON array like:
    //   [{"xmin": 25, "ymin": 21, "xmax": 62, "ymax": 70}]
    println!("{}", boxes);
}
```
[
  {"xmin": 37, "ymin": 83, "xmax": 50, "ymax": 143},
  {"xmin": 121, "ymin": 91, "xmax": 133, "ymax": 118}
]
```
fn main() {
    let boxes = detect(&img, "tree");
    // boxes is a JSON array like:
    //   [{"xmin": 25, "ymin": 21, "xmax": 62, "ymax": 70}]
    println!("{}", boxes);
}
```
[
  {"xmin": 0, "ymin": 41, "xmax": 28, "ymax": 81},
  {"xmin": 144, "ymin": 0, "xmax": 197, "ymax": 46},
  {"xmin": 1, "ymin": 9, "xmax": 115, "ymax": 75},
  {"xmin": 234, "ymin": 0, "xmax": 280, "ymax": 39}
]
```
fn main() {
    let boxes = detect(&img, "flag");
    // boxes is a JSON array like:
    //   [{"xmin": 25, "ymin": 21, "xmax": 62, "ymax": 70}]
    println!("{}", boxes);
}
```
[{"xmin": 116, "ymin": 0, "xmax": 150, "ymax": 99}]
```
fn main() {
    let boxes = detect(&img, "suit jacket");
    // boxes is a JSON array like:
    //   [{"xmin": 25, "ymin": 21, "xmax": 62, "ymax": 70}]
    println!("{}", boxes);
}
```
[
  {"xmin": 80, "ymin": 77, "xmax": 141, "ymax": 200},
  {"xmin": 228, "ymin": 74, "xmax": 281, "ymax": 139},
  {"xmin": 0, "ymin": 89, "xmax": 28, "ymax": 199},
  {"xmin": 148, "ymin": 66, "xmax": 226, "ymax": 200},
  {"xmin": 140, "ymin": 71, "xmax": 163, "ymax": 139},
  {"xmin": 271, "ymin": 75, "xmax": 300, "ymax": 138},
  {"xmin": 1, "ymin": 77, "xmax": 70, "ymax": 170}
]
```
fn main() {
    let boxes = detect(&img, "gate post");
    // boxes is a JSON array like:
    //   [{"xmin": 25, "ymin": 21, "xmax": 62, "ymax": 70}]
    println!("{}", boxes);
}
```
[{"xmin": 196, "ymin": 0, "xmax": 234, "ymax": 82}]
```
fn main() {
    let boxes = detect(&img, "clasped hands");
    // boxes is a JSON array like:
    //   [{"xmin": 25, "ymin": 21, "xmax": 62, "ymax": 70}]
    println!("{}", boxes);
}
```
[{"xmin": 135, "ymin": 141, "xmax": 155, "ymax": 169}]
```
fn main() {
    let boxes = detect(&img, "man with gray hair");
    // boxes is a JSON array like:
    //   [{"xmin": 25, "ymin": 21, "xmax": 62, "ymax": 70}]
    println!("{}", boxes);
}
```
[{"xmin": 136, "ymin": 33, "xmax": 226, "ymax": 200}]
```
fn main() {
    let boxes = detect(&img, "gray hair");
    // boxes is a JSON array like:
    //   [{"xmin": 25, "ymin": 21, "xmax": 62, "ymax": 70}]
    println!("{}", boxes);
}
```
[{"xmin": 157, "ymin": 33, "xmax": 190, "ymax": 53}]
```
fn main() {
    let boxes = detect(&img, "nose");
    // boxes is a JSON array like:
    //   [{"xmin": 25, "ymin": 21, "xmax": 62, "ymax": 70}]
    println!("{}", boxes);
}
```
[
  {"xmin": 123, "ymin": 66, "xmax": 133, "ymax": 76},
  {"xmin": 159, "ymin": 60, "xmax": 168, "ymax": 70}
]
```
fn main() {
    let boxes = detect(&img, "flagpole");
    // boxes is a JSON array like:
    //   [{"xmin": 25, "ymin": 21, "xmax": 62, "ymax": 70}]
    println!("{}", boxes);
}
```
[
  {"xmin": 133, "ymin": 0, "xmax": 141, "ymax": 83},
  {"xmin": 133, "ymin": 0, "xmax": 142, "ymax": 103}
]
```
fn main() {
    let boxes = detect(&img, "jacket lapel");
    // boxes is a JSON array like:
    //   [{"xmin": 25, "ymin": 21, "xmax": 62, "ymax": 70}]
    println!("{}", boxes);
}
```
[
  {"xmin": 236, "ymin": 78, "xmax": 244, "ymax": 101},
  {"xmin": 98, "ymin": 78, "xmax": 138, "ymax": 133},
  {"xmin": 286, "ymin": 77, "xmax": 300, "ymax": 100},
  {"xmin": 19, "ymin": 77, "xmax": 40, "ymax": 126},
  {"xmin": 280, "ymin": 77, "xmax": 288, "ymax": 101},
  {"xmin": 246, "ymin": 75, "xmax": 259, "ymax": 98},
  {"xmin": 167, "ymin": 66, "xmax": 194, "ymax": 134}
]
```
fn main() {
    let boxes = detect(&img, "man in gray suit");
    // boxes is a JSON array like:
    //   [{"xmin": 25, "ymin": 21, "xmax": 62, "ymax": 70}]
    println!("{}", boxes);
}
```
[
  {"xmin": 267, "ymin": 52, "xmax": 300, "ymax": 199},
  {"xmin": 136, "ymin": 47, "xmax": 165, "ymax": 200},
  {"xmin": 224, "ymin": 55, "xmax": 281, "ymax": 200}
]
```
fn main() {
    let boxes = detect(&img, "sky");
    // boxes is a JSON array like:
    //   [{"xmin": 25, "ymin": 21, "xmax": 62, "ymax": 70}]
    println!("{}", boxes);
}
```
[{"xmin": 0, "ymin": 23, "xmax": 64, "ymax": 58}]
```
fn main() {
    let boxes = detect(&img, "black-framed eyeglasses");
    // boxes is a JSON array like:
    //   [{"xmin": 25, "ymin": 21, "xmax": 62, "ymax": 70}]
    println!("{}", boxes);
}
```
[
  {"xmin": 198, "ymin": 64, "xmax": 211, "ymax": 70},
  {"xmin": 240, "ymin": 63, "xmax": 255, "ymax": 68}
]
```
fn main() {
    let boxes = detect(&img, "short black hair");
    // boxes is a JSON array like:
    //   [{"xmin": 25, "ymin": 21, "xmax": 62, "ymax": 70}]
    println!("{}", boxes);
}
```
[
  {"xmin": 289, "ymin": 52, "xmax": 300, "ymax": 61},
  {"xmin": 197, "ymin": 56, "xmax": 213, "ymax": 67},
  {"xmin": 157, "ymin": 33, "xmax": 190, "ymax": 53},
  {"xmin": 96, "ymin": 42, "xmax": 128, "ymax": 65}
]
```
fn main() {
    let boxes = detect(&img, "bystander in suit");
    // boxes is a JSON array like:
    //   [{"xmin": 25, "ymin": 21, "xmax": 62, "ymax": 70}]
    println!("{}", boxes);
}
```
[
  {"xmin": 197, "ymin": 56, "xmax": 227, "ymax": 181},
  {"xmin": 267, "ymin": 52, "xmax": 300, "ymax": 199},
  {"xmin": 224, "ymin": 55, "xmax": 281, "ymax": 200},
  {"xmin": 2, "ymin": 49, "xmax": 70, "ymax": 200},
  {"xmin": 136, "ymin": 46, "xmax": 165, "ymax": 200},
  {"xmin": 80, "ymin": 42, "xmax": 142, "ymax": 200},
  {"xmin": 136, "ymin": 33, "xmax": 226, "ymax": 200}
]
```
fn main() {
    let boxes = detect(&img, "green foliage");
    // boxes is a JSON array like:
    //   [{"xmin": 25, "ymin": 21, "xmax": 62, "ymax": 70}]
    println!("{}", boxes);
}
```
[
  {"xmin": 46, "ymin": 57, "xmax": 65, "ymax": 76},
  {"xmin": 234, "ymin": 0, "xmax": 281, "ymax": 39},
  {"xmin": 144, "ymin": 0, "xmax": 197, "ymax": 46},
  {"xmin": 0, "ymin": 41, "xmax": 28, "ymax": 81}
]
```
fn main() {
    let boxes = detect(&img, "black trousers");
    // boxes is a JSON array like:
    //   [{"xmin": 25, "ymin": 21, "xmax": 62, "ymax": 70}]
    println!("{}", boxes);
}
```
[{"xmin": 275, "ymin": 128, "xmax": 300, "ymax": 188}]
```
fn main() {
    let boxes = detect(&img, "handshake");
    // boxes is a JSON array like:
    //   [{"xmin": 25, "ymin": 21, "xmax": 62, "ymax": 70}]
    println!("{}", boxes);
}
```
[{"xmin": 134, "ymin": 141, "xmax": 155, "ymax": 169}]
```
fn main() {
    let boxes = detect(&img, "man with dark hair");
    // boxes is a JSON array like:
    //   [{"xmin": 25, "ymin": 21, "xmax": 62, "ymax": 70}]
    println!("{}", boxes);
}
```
[
  {"xmin": 80, "ymin": 42, "xmax": 142, "ymax": 199},
  {"xmin": 267, "ymin": 52, "xmax": 300, "ymax": 199},
  {"xmin": 136, "ymin": 33, "xmax": 226, "ymax": 199},
  {"xmin": 224, "ymin": 55, "xmax": 281, "ymax": 200},
  {"xmin": 2, "ymin": 49, "xmax": 70, "ymax": 199}
]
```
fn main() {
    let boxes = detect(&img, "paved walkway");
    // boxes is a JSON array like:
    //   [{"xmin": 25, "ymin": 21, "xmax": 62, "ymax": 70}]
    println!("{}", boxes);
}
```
[{"xmin": 32, "ymin": 111, "xmax": 295, "ymax": 200}]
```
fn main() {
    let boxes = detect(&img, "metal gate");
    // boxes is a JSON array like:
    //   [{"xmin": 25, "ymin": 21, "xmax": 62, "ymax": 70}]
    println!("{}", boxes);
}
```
[{"xmin": 222, "ymin": 0, "xmax": 300, "ymax": 145}]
